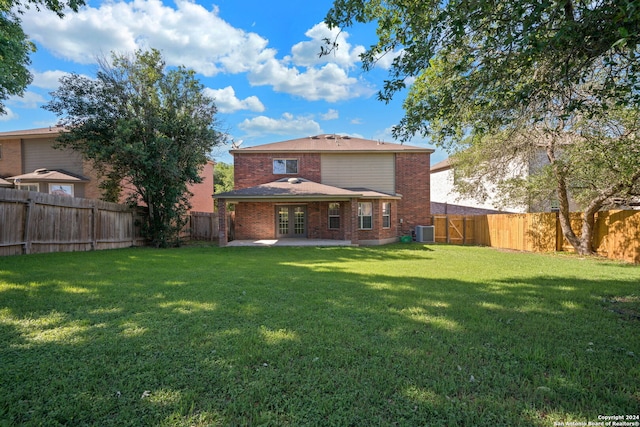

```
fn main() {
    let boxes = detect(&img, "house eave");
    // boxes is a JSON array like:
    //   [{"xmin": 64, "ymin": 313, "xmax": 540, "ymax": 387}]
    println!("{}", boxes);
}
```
[
  {"xmin": 230, "ymin": 148, "xmax": 434, "ymax": 155},
  {"xmin": 216, "ymin": 194, "xmax": 402, "ymax": 202}
]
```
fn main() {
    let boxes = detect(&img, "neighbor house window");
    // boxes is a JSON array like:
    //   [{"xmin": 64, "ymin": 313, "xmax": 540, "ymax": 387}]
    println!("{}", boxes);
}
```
[
  {"xmin": 328, "ymin": 203, "xmax": 340, "ymax": 229},
  {"xmin": 273, "ymin": 159, "xmax": 298, "ymax": 174},
  {"xmin": 358, "ymin": 202, "xmax": 373, "ymax": 230},
  {"xmin": 17, "ymin": 183, "xmax": 39, "ymax": 192},
  {"xmin": 49, "ymin": 183, "xmax": 74, "ymax": 197},
  {"xmin": 382, "ymin": 202, "xmax": 391, "ymax": 228}
]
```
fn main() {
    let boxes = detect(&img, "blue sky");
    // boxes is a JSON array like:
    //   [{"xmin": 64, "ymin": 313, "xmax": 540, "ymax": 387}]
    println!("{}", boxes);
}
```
[{"xmin": 1, "ymin": 0, "xmax": 444, "ymax": 164}]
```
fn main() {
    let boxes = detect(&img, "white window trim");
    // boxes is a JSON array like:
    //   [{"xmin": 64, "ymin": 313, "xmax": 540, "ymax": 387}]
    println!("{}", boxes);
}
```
[
  {"xmin": 382, "ymin": 202, "xmax": 391, "ymax": 229},
  {"xmin": 328, "ymin": 202, "xmax": 340, "ymax": 229},
  {"xmin": 273, "ymin": 158, "xmax": 299, "ymax": 175},
  {"xmin": 358, "ymin": 202, "xmax": 373, "ymax": 230},
  {"xmin": 16, "ymin": 183, "xmax": 39, "ymax": 192},
  {"xmin": 49, "ymin": 183, "xmax": 74, "ymax": 197}
]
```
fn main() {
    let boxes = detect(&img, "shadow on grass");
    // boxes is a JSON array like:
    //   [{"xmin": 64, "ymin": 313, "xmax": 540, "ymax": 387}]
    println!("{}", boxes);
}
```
[{"xmin": 0, "ymin": 245, "xmax": 638, "ymax": 426}]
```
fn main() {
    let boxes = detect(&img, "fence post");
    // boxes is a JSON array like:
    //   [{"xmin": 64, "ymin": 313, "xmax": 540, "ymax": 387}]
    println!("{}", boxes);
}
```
[
  {"xmin": 445, "ymin": 215, "xmax": 450, "ymax": 244},
  {"xmin": 22, "ymin": 198, "xmax": 34, "ymax": 255},
  {"xmin": 131, "ymin": 209, "xmax": 136, "ymax": 247},
  {"xmin": 463, "ymin": 216, "xmax": 467, "ymax": 245},
  {"xmin": 91, "ymin": 203, "xmax": 98, "ymax": 250}
]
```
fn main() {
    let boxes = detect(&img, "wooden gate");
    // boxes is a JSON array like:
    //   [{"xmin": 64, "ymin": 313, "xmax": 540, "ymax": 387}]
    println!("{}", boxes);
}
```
[{"xmin": 432, "ymin": 215, "xmax": 476, "ymax": 245}]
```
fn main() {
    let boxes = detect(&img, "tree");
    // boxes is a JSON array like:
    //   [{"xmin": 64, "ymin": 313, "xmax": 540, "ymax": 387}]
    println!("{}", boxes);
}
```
[
  {"xmin": 0, "ymin": 0, "xmax": 85, "ymax": 115},
  {"xmin": 325, "ymin": 0, "xmax": 640, "ymax": 255},
  {"xmin": 214, "ymin": 162, "xmax": 234, "ymax": 195},
  {"xmin": 44, "ymin": 48, "xmax": 223, "ymax": 247}
]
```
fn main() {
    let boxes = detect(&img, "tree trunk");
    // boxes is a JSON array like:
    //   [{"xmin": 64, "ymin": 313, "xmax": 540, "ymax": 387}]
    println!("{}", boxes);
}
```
[{"xmin": 547, "ymin": 143, "xmax": 591, "ymax": 254}]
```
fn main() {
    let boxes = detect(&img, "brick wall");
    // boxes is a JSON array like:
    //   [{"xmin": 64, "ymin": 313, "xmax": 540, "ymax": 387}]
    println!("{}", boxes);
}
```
[
  {"xmin": 188, "ymin": 161, "xmax": 214, "ymax": 213},
  {"xmin": 0, "ymin": 139, "xmax": 22, "ymax": 177},
  {"xmin": 234, "ymin": 202, "xmax": 276, "ymax": 239},
  {"xmin": 355, "ymin": 199, "xmax": 399, "ymax": 242},
  {"xmin": 396, "ymin": 152, "xmax": 431, "ymax": 234},
  {"xmin": 234, "ymin": 153, "xmax": 321, "ymax": 189}
]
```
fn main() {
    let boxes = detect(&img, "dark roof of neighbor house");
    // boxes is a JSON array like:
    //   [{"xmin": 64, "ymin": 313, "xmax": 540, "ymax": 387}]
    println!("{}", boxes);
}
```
[
  {"xmin": 230, "ymin": 134, "xmax": 434, "ymax": 154},
  {"xmin": 7, "ymin": 169, "xmax": 89, "ymax": 183},
  {"xmin": 430, "ymin": 158, "xmax": 453, "ymax": 173},
  {"xmin": 0, "ymin": 126, "xmax": 67, "ymax": 140},
  {"xmin": 215, "ymin": 178, "xmax": 401, "ymax": 201},
  {"xmin": 430, "ymin": 202, "xmax": 507, "ymax": 215}
]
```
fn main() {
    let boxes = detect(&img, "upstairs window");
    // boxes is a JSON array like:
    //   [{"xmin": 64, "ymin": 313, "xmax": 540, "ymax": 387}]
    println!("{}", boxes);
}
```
[
  {"xmin": 273, "ymin": 159, "xmax": 298, "ymax": 174},
  {"xmin": 328, "ymin": 203, "xmax": 340, "ymax": 229}
]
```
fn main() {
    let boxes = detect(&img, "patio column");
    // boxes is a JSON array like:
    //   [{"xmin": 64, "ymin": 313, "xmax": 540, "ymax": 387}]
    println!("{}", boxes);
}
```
[
  {"xmin": 349, "ymin": 197, "xmax": 359, "ymax": 245},
  {"xmin": 217, "ymin": 198, "xmax": 227, "ymax": 247}
]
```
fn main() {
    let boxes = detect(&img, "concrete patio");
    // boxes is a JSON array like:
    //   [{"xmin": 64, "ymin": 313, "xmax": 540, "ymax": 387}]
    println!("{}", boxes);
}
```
[{"xmin": 226, "ymin": 238, "xmax": 355, "ymax": 247}]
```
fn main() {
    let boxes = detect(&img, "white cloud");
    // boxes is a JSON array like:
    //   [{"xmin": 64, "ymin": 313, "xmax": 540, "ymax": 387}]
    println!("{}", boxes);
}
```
[
  {"xmin": 31, "ymin": 70, "xmax": 74, "ymax": 89},
  {"xmin": 350, "ymin": 118, "xmax": 363, "ymax": 125},
  {"xmin": 21, "ymin": 0, "xmax": 270, "ymax": 77},
  {"xmin": 238, "ymin": 113, "xmax": 321, "ymax": 136},
  {"xmin": 0, "ymin": 108, "xmax": 18, "ymax": 122},
  {"xmin": 290, "ymin": 22, "xmax": 364, "ymax": 69},
  {"xmin": 321, "ymin": 109, "xmax": 339, "ymax": 120},
  {"xmin": 205, "ymin": 87, "xmax": 265, "ymax": 114},
  {"xmin": 9, "ymin": 91, "xmax": 46, "ymax": 109},
  {"xmin": 373, "ymin": 49, "xmax": 404, "ymax": 70},
  {"xmin": 248, "ymin": 60, "xmax": 374, "ymax": 102},
  {"xmin": 21, "ymin": 2, "xmax": 375, "ymax": 102}
]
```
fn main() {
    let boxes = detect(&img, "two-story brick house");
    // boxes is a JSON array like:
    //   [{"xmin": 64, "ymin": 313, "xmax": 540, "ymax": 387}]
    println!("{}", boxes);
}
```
[
  {"xmin": 215, "ymin": 134, "xmax": 433, "ymax": 246},
  {"xmin": 0, "ymin": 126, "xmax": 215, "ymax": 212}
]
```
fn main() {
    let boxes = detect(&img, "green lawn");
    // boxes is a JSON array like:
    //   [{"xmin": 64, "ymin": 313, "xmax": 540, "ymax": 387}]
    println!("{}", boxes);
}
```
[{"xmin": 0, "ymin": 244, "xmax": 638, "ymax": 426}]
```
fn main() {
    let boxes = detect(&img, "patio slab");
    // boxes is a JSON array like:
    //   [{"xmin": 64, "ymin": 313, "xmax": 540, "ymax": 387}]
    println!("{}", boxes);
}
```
[{"xmin": 226, "ymin": 239, "xmax": 355, "ymax": 247}]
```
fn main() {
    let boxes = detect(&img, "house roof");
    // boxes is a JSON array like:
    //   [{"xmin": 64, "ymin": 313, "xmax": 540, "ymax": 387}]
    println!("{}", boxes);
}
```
[
  {"xmin": 0, "ymin": 178, "xmax": 12, "ymax": 187},
  {"xmin": 0, "ymin": 126, "xmax": 67, "ymax": 140},
  {"xmin": 230, "ymin": 134, "xmax": 434, "ymax": 154},
  {"xmin": 431, "ymin": 158, "xmax": 453, "ymax": 173},
  {"xmin": 7, "ymin": 169, "xmax": 89, "ymax": 183},
  {"xmin": 215, "ymin": 178, "xmax": 401, "ymax": 201}
]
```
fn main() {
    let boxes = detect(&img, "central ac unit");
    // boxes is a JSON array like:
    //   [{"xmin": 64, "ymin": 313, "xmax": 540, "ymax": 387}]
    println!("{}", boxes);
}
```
[{"xmin": 415, "ymin": 225, "xmax": 435, "ymax": 243}]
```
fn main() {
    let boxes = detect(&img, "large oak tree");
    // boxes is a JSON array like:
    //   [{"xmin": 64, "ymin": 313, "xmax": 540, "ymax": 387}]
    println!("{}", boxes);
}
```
[
  {"xmin": 45, "ymin": 49, "xmax": 223, "ymax": 247},
  {"xmin": 325, "ymin": 0, "xmax": 640, "ymax": 254}
]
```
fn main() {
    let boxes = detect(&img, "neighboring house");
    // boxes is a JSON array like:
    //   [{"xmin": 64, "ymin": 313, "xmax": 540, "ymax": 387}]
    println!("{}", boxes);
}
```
[
  {"xmin": 430, "ymin": 157, "xmax": 553, "ymax": 214},
  {"xmin": 0, "ymin": 127, "xmax": 215, "ymax": 212},
  {"xmin": 215, "ymin": 134, "xmax": 434, "ymax": 245}
]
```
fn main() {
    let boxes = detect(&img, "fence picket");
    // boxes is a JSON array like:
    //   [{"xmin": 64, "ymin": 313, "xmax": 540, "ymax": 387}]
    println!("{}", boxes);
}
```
[{"xmin": 432, "ymin": 211, "xmax": 640, "ymax": 264}]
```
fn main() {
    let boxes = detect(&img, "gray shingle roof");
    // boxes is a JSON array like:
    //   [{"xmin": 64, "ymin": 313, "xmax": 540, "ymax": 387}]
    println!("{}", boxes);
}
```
[
  {"xmin": 231, "ymin": 134, "xmax": 433, "ymax": 154},
  {"xmin": 216, "ymin": 178, "xmax": 400, "ymax": 201},
  {"xmin": 7, "ymin": 169, "xmax": 89, "ymax": 182},
  {"xmin": 0, "ymin": 126, "xmax": 66, "ymax": 140}
]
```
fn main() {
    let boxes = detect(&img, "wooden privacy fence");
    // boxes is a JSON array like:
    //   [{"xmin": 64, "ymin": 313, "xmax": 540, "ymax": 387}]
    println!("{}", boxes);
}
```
[
  {"xmin": 0, "ymin": 187, "xmax": 145, "ymax": 256},
  {"xmin": 433, "ymin": 210, "xmax": 640, "ymax": 264},
  {"xmin": 188, "ymin": 211, "xmax": 219, "ymax": 241}
]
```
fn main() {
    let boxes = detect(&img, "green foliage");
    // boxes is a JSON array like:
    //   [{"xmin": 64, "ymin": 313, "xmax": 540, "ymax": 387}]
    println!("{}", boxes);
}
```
[
  {"xmin": 0, "ymin": 0, "xmax": 85, "ymax": 115},
  {"xmin": 1, "ymin": 245, "xmax": 638, "ymax": 426},
  {"xmin": 44, "ymin": 49, "xmax": 223, "ymax": 247},
  {"xmin": 213, "ymin": 162, "xmax": 234, "ymax": 195},
  {"xmin": 0, "ymin": 12, "xmax": 33, "ymax": 115},
  {"xmin": 326, "ymin": 0, "xmax": 640, "ymax": 143},
  {"xmin": 325, "ymin": 0, "xmax": 640, "ymax": 254}
]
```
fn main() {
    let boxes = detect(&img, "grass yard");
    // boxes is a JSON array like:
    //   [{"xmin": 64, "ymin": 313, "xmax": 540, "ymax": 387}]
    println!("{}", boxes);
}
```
[{"xmin": 0, "ymin": 244, "xmax": 639, "ymax": 426}]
